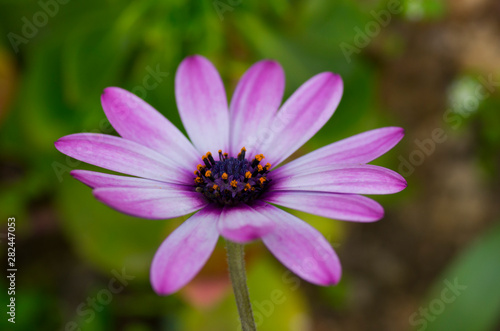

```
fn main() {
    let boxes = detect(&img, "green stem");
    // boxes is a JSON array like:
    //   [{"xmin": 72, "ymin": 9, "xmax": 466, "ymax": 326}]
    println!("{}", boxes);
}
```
[{"xmin": 225, "ymin": 240, "xmax": 257, "ymax": 331}]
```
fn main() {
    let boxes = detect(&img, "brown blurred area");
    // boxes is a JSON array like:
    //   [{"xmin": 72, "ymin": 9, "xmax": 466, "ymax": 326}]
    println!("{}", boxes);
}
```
[{"xmin": 313, "ymin": 0, "xmax": 500, "ymax": 330}]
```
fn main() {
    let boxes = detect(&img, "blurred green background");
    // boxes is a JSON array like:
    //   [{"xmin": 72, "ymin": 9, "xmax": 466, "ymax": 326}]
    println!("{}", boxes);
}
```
[{"xmin": 1, "ymin": 0, "xmax": 500, "ymax": 330}]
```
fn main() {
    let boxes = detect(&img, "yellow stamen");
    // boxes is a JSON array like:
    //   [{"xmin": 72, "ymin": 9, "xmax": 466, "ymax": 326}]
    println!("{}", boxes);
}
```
[
  {"xmin": 222, "ymin": 173, "xmax": 228, "ymax": 180},
  {"xmin": 223, "ymin": 152, "xmax": 228, "ymax": 158},
  {"xmin": 265, "ymin": 163, "xmax": 271, "ymax": 170},
  {"xmin": 197, "ymin": 164, "xmax": 205, "ymax": 171},
  {"xmin": 230, "ymin": 180, "xmax": 238, "ymax": 188},
  {"xmin": 218, "ymin": 149, "xmax": 222, "ymax": 154},
  {"xmin": 244, "ymin": 183, "xmax": 251, "ymax": 191},
  {"xmin": 193, "ymin": 170, "xmax": 199, "ymax": 175},
  {"xmin": 206, "ymin": 151, "xmax": 216, "ymax": 164},
  {"xmin": 245, "ymin": 171, "xmax": 252, "ymax": 179},
  {"xmin": 259, "ymin": 177, "xmax": 267, "ymax": 184},
  {"xmin": 212, "ymin": 184, "xmax": 219, "ymax": 190},
  {"xmin": 195, "ymin": 177, "xmax": 204, "ymax": 184},
  {"xmin": 255, "ymin": 154, "xmax": 265, "ymax": 161},
  {"xmin": 205, "ymin": 170, "xmax": 212, "ymax": 177},
  {"xmin": 257, "ymin": 165, "xmax": 263, "ymax": 172},
  {"xmin": 241, "ymin": 147, "xmax": 246, "ymax": 152}
]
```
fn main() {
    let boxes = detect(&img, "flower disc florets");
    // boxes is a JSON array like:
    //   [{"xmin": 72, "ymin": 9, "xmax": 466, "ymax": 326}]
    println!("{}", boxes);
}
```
[{"xmin": 194, "ymin": 147, "xmax": 271, "ymax": 206}]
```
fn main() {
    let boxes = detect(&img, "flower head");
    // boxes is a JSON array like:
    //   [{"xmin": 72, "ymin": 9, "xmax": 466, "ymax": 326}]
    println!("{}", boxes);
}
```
[{"xmin": 55, "ymin": 55, "xmax": 407, "ymax": 295}]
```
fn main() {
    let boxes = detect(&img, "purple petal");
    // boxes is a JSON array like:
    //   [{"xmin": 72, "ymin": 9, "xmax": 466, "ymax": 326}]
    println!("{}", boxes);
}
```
[
  {"xmin": 55, "ymin": 133, "xmax": 190, "ymax": 184},
  {"xmin": 277, "ymin": 127, "xmax": 404, "ymax": 173},
  {"xmin": 270, "ymin": 164, "xmax": 407, "ymax": 194},
  {"xmin": 93, "ymin": 187, "xmax": 207, "ymax": 219},
  {"xmin": 151, "ymin": 206, "xmax": 220, "ymax": 295},
  {"xmin": 261, "ymin": 205, "xmax": 341, "ymax": 285},
  {"xmin": 217, "ymin": 202, "xmax": 275, "ymax": 243},
  {"xmin": 101, "ymin": 87, "xmax": 200, "ymax": 169},
  {"xmin": 263, "ymin": 191, "xmax": 384, "ymax": 222},
  {"xmin": 229, "ymin": 60, "xmax": 285, "ymax": 156},
  {"xmin": 175, "ymin": 55, "xmax": 229, "ymax": 154},
  {"xmin": 71, "ymin": 170, "xmax": 191, "ymax": 190},
  {"xmin": 260, "ymin": 72, "xmax": 343, "ymax": 167}
]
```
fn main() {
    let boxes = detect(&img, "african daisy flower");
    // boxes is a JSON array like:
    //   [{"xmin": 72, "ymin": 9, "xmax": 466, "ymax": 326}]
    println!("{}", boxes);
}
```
[{"xmin": 55, "ymin": 55, "xmax": 406, "ymax": 296}]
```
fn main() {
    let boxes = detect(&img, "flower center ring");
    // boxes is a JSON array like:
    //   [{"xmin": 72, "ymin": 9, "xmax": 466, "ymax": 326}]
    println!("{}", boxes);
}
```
[{"xmin": 194, "ymin": 147, "xmax": 272, "ymax": 205}]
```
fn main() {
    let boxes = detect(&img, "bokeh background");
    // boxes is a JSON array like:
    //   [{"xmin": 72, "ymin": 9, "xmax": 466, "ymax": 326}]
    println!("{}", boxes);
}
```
[{"xmin": 1, "ymin": 0, "xmax": 500, "ymax": 330}]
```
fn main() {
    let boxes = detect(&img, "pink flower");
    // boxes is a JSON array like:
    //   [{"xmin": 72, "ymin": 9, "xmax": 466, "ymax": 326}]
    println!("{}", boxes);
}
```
[{"xmin": 55, "ymin": 55, "xmax": 406, "ymax": 295}]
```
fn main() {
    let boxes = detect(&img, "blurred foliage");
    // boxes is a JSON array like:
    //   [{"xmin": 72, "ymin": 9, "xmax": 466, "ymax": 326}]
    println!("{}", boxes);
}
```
[
  {"xmin": 0, "ymin": 0, "xmax": 499, "ymax": 330},
  {"xmin": 418, "ymin": 221, "xmax": 500, "ymax": 331},
  {"xmin": 402, "ymin": 0, "xmax": 445, "ymax": 21}
]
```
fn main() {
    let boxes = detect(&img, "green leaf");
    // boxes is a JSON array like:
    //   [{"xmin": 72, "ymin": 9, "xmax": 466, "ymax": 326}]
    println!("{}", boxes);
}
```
[
  {"xmin": 415, "ymin": 221, "xmax": 500, "ymax": 331},
  {"xmin": 17, "ymin": 41, "xmax": 77, "ymax": 151}
]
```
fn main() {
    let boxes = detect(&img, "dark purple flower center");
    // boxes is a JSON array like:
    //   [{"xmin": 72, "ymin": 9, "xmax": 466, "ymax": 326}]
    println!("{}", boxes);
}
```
[{"xmin": 194, "ymin": 147, "xmax": 271, "ymax": 206}]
